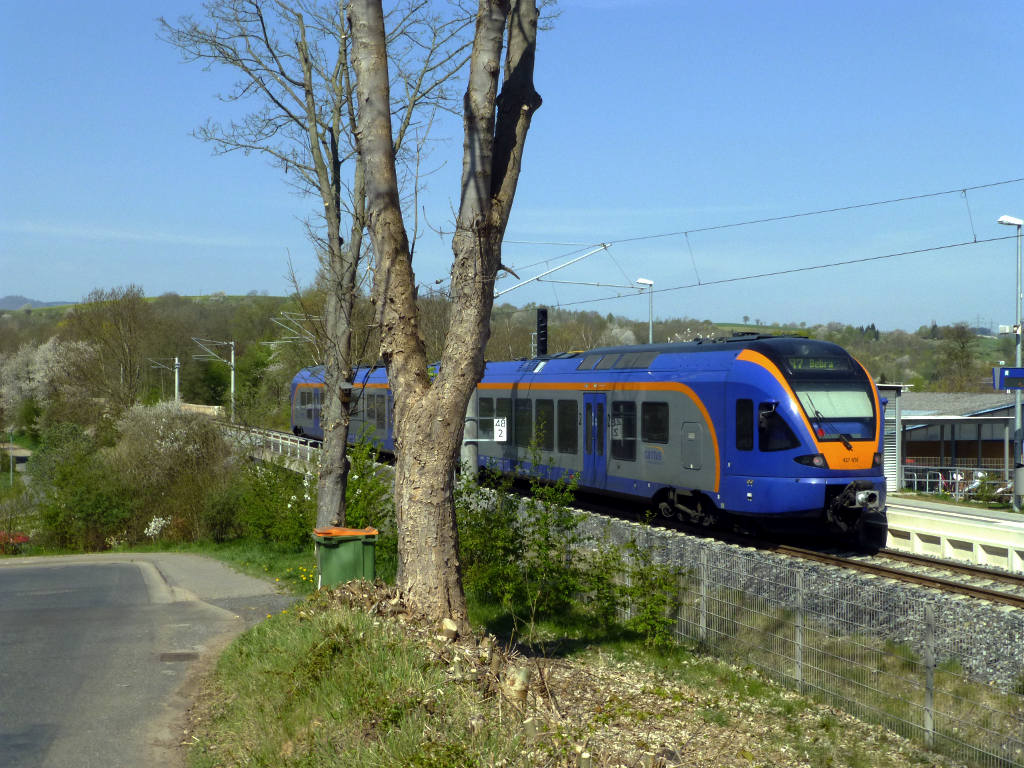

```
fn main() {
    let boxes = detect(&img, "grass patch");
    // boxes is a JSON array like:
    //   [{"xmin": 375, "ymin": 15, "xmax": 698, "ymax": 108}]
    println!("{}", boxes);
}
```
[
  {"xmin": 189, "ymin": 587, "xmax": 960, "ymax": 768},
  {"xmin": 188, "ymin": 592, "xmax": 522, "ymax": 768}
]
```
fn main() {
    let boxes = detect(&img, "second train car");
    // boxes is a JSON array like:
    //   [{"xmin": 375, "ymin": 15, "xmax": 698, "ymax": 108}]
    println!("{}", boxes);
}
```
[{"xmin": 291, "ymin": 335, "xmax": 887, "ymax": 538}]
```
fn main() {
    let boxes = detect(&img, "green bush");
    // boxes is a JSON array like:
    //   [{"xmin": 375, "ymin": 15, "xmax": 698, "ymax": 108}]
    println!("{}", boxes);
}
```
[
  {"xmin": 576, "ymin": 525, "xmax": 626, "ymax": 630},
  {"xmin": 27, "ymin": 405, "xmax": 239, "ymax": 549},
  {"xmin": 620, "ymin": 537, "xmax": 682, "ymax": 648},
  {"xmin": 29, "ymin": 423, "xmax": 133, "ymax": 550},
  {"xmin": 236, "ymin": 461, "xmax": 316, "ymax": 551},
  {"xmin": 457, "ymin": 457, "xmax": 591, "ymax": 621},
  {"xmin": 15, "ymin": 397, "xmax": 42, "ymax": 442},
  {"xmin": 457, "ymin": 458, "xmax": 685, "ymax": 647},
  {"xmin": 107, "ymin": 402, "xmax": 235, "ymax": 541},
  {"xmin": 518, "ymin": 465, "xmax": 584, "ymax": 617},
  {"xmin": 456, "ymin": 467, "xmax": 526, "ymax": 607},
  {"xmin": 200, "ymin": 477, "xmax": 246, "ymax": 543}
]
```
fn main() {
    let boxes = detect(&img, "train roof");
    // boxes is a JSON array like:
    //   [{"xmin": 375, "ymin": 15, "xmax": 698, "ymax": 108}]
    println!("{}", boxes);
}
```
[
  {"xmin": 292, "ymin": 366, "xmax": 326, "ymax": 385},
  {"xmin": 572, "ymin": 334, "xmax": 845, "ymax": 357},
  {"xmin": 483, "ymin": 335, "xmax": 854, "ymax": 376},
  {"xmin": 306, "ymin": 335, "xmax": 860, "ymax": 386}
]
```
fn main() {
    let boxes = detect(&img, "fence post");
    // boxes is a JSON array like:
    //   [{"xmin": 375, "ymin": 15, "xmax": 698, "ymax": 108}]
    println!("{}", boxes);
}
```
[
  {"xmin": 795, "ymin": 571, "xmax": 804, "ymax": 692},
  {"xmin": 699, "ymin": 548, "xmax": 708, "ymax": 645},
  {"xmin": 924, "ymin": 605, "xmax": 935, "ymax": 748}
]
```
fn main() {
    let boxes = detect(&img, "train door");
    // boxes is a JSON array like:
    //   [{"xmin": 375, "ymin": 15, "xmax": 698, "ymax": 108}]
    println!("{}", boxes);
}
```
[
  {"xmin": 681, "ymin": 421, "xmax": 704, "ymax": 470},
  {"xmin": 583, "ymin": 392, "xmax": 607, "ymax": 488}
]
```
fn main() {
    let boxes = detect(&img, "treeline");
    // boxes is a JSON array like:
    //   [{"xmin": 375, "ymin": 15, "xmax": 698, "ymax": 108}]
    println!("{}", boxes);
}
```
[
  {"xmin": 487, "ymin": 306, "xmax": 1007, "ymax": 393},
  {"xmin": 0, "ymin": 285, "xmax": 454, "ymax": 439},
  {"xmin": 0, "ymin": 287, "xmax": 1007, "ymax": 443}
]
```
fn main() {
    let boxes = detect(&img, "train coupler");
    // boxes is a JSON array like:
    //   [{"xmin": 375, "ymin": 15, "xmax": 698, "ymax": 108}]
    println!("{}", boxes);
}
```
[{"xmin": 825, "ymin": 480, "xmax": 883, "ymax": 534}]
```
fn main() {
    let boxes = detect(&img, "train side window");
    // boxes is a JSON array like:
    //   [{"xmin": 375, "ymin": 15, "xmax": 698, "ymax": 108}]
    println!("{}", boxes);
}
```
[
  {"xmin": 611, "ymin": 401, "xmax": 636, "ymax": 461},
  {"xmin": 479, "ymin": 397, "xmax": 494, "ymax": 439},
  {"xmin": 535, "ymin": 399, "xmax": 554, "ymax": 451},
  {"xmin": 375, "ymin": 394, "xmax": 386, "ymax": 429},
  {"xmin": 641, "ymin": 401, "xmax": 669, "ymax": 444},
  {"xmin": 618, "ymin": 352, "xmax": 657, "ymax": 369},
  {"xmin": 557, "ymin": 399, "xmax": 578, "ymax": 454},
  {"xmin": 596, "ymin": 402, "xmax": 604, "ymax": 456},
  {"xmin": 736, "ymin": 399, "xmax": 754, "ymax": 451},
  {"xmin": 350, "ymin": 391, "xmax": 361, "ymax": 418},
  {"xmin": 758, "ymin": 403, "xmax": 800, "ymax": 452},
  {"xmin": 514, "ymin": 398, "xmax": 533, "ymax": 447},
  {"xmin": 584, "ymin": 403, "xmax": 593, "ymax": 451}
]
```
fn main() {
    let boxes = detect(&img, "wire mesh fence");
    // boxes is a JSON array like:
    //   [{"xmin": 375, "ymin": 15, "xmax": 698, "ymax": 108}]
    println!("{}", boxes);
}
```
[{"xmin": 580, "ymin": 515, "xmax": 1024, "ymax": 768}]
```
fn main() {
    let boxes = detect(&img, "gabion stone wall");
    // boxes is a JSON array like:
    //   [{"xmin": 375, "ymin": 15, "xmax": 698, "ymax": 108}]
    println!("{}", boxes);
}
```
[{"xmin": 576, "ymin": 513, "xmax": 1024, "ymax": 768}]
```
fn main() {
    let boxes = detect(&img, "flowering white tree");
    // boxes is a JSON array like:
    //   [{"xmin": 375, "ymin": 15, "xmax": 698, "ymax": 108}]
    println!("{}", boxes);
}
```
[{"xmin": 0, "ymin": 338, "xmax": 93, "ymax": 430}]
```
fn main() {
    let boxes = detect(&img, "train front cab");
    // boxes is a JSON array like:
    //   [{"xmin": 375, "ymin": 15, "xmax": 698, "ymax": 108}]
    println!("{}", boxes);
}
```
[{"xmin": 723, "ymin": 344, "xmax": 887, "ymax": 541}]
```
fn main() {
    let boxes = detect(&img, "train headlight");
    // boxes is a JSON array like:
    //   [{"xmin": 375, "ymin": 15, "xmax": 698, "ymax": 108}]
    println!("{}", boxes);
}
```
[
  {"xmin": 795, "ymin": 453, "xmax": 826, "ymax": 468},
  {"xmin": 873, "ymin": 452, "xmax": 883, "ymax": 468}
]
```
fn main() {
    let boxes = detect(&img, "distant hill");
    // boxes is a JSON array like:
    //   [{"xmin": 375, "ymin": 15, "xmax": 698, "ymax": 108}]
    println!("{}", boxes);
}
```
[{"xmin": 0, "ymin": 295, "xmax": 72, "ymax": 310}]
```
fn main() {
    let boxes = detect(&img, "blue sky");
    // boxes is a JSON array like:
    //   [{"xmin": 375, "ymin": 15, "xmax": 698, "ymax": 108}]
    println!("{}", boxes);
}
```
[{"xmin": 1, "ymin": 0, "xmax": 1022, "ymax": 332}]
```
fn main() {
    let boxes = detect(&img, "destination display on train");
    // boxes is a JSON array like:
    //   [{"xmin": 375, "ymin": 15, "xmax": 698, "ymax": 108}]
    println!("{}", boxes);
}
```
[
  {"xmin": 993, "ymin": 366, "xmax": 1024, "ymax": 390},
  {"xmin": 787, "ymin": 356, "xmax": 850, "ymax": 372}
]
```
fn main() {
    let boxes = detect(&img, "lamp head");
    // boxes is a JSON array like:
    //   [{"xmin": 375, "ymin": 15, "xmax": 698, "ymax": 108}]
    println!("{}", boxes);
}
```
[
  {"xmin": 998, "ymin": 215, "xmax": 1023, "ymax": 227},
  {"xmin": 635, "ymin": 278, "xmax": 654, "ymax": 286}
]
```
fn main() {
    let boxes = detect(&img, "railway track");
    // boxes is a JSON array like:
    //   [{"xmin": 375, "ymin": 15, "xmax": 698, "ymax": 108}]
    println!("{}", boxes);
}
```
[{"xmin": 765, "ymin": 543, "xmax": 1024, "ymax": 609}]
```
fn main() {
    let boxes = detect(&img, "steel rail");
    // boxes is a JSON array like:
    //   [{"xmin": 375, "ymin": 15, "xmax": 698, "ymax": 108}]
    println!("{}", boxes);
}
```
[
  {"xmin": 767, "ymin": 544, "xmax": 1024, "ymax": 610},
  {"xmin": 876, "ymin": 548, "xmax": 1024, "ymax": 586}
]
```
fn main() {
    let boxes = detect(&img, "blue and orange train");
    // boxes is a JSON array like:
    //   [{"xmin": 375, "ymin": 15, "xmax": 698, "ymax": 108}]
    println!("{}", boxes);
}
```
[{"xmin": 291, "ymin": 335, "xmax": 887, "ymax": 537}]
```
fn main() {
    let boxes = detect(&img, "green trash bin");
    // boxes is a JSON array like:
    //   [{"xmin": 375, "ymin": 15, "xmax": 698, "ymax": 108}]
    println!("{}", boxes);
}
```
[{"xmin": 312, "ymin": 526, "xmax": 378, "ymax": 588}]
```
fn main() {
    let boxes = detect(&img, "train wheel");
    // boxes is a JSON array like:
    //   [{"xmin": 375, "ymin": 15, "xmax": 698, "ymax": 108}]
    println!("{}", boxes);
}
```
[
  {"xmin": 676, "ymin": 493, "xmax": 718, "ymax": 528},
  {"xmin": 655, "ymin": 490, "xmax": 676, "ymax": 519}
]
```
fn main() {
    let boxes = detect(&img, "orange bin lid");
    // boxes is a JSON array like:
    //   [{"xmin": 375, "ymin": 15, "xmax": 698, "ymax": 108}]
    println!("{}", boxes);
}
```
[{"xmin": 313, "ymin": 526, "xmax": 379, "ymax": 537}]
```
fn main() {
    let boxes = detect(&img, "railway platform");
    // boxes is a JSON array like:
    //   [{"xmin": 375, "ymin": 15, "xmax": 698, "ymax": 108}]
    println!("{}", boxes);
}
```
[{"xmin": 885, "ymin": 493, "xmax": 1024, "ymax": 574}]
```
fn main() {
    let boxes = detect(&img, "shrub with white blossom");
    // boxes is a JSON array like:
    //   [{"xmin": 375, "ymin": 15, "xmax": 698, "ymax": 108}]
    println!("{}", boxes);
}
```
[{"xmin": 145, "ymin": 516, "xmax": 171, "ymax": 539}]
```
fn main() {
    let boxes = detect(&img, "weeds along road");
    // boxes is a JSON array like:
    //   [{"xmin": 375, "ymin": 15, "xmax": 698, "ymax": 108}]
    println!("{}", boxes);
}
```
[{"xmin": 0, "ymin": 553, "xmax": 295, "ymax": 768}]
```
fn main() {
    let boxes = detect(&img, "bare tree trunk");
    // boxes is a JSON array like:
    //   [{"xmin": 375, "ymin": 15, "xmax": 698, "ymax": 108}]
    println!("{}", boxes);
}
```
[
  {"xmin": 162, "ymin": 2, "xmax": 471, "ymax": 531},
  {"xmin": 316, "ymin": 158, "xmax": 367, "ymax": 527},
  {"xmin": 350, "ymin": 0, "xmax": 540, "ymax": 630},
  {"xmin": 317, "ymin": 281, "xmax": 354, "ymax": 528}
]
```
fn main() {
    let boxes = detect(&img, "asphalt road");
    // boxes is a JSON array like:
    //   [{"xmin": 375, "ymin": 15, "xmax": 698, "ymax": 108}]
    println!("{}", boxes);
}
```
[{"xmin": 0, "ymin": 554, "xmax": 296, "ymax": 767}]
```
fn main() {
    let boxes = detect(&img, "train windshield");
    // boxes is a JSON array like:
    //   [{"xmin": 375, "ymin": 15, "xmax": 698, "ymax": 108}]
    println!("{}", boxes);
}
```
[{"xmin": 792, "ymin": 385, "xmax": 875, "ymax": 441}]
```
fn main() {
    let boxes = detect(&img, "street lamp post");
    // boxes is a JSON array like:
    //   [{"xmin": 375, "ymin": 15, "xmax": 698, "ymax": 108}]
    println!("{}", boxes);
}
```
[
  {"xmin": 999, "ymin": 214, "xmax": 1023, "ymax": 512},
  {"xmin": 636, "ymin": 278, "xmax": 654, "ymax": 344}
]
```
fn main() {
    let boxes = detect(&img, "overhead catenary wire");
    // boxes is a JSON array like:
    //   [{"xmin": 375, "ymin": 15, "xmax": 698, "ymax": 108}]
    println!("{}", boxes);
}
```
[
  {"xmin": 491, "ymin": 233, "xmax": 1021, "ymax": 318},
  {"xmin": 605, "ymin": 177, "xmax": 1024, "ymax": 245},
  {"xmin": 434, "ymin": 176, "xmax": 1024, "ymax": 308}
]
